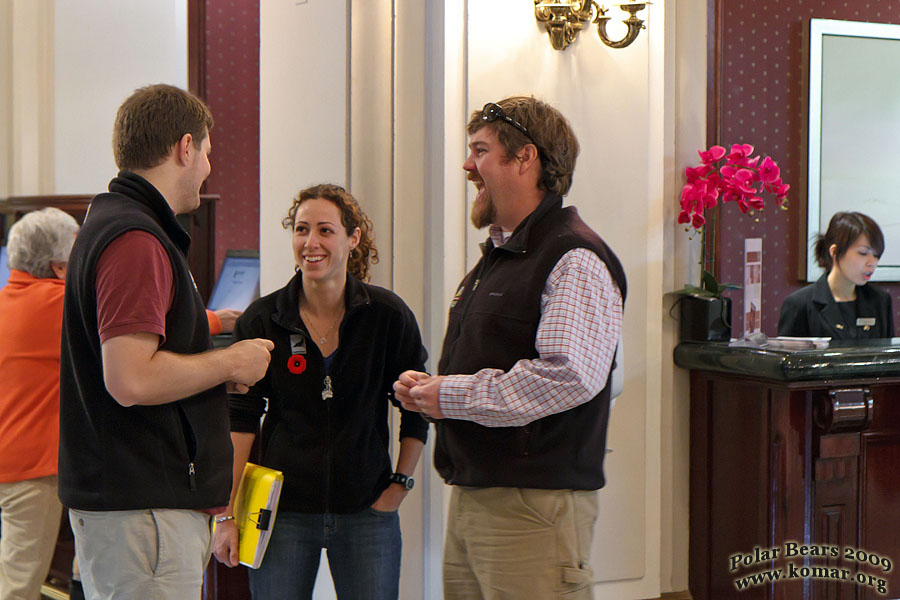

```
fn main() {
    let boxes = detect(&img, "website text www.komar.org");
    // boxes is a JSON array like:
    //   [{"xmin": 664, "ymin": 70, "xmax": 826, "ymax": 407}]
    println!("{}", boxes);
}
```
[{"xmin": 729, "ymin": 542, "xmax": 891, "ymax": 595}]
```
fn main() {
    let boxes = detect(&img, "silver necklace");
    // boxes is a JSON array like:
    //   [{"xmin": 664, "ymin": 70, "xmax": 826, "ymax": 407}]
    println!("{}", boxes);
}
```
[{"xmin": 301, "ymin": 306, "xmax": 343, "ymax": 344}]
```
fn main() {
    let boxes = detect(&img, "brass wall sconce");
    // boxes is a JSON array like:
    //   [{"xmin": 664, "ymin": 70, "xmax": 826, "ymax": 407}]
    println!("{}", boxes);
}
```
[{"xmin": 534, "ymin": 1, "xmax": 649, "ymax": 51}]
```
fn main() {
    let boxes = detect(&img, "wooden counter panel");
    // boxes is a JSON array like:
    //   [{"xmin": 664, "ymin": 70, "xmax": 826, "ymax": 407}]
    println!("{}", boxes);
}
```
[{"xmin": 689, "ymin": 369, "xmax": 900, "ymax": 600}]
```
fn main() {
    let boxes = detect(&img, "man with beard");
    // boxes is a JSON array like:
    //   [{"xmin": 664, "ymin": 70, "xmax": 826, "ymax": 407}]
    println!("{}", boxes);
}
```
[{"xmin": 395, "ymin": 96, "xmax": 626, "ymax": 599}]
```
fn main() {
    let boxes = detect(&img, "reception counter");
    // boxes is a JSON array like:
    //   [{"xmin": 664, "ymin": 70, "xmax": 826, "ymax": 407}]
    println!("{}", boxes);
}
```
[{"xmin": 676, "ymin": 340, "xmax": 900, "ymax": 600}]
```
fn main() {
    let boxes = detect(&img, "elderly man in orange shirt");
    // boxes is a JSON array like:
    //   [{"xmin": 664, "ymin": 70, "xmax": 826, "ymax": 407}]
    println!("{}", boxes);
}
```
[{"xmin": 0, "ymin": 208, "xmax": 79, "ymax": 600}]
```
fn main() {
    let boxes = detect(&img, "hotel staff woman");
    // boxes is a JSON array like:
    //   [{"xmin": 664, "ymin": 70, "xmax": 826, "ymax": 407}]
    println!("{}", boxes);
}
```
[
  {"xmin": 211, "ymin": 184, "xmax": 428, "ymax": 600},
  {"xmin": 778, "ymin": 211, "xmax": 893, "ymax": 339}
]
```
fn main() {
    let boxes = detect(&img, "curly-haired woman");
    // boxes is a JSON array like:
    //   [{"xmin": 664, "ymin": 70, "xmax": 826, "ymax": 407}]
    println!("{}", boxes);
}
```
[{"xmin": 211, "ymin": 184, "xmax": 428, "ymax": 599}]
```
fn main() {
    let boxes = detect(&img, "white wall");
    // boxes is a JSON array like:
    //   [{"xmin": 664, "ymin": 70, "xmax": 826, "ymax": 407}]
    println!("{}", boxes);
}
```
[
  {"xmin": 0, "ymin": 1, "xmax": 12, "ymax": 199},
  {"xmin": 53, "ymin": 0, "xmax": 188, "ymax": 194},
  {"xmin": 0, "ymin": 0, "xmax": 187, "ymax": 198},
  {"xmin": 259, "ymin": 0, "xmax": 349, "ymax": 296},
  {"xmin": 3, "ymin": 0, "xmax": 55, "ymax": 197},
  {"xmin": 662, "ymin": 1, "xmax": 708, "ymax": 591}
]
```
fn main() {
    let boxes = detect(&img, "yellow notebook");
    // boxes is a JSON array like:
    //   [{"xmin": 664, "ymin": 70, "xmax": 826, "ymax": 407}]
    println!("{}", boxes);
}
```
[{"xmin": 234, "ymin": 462, "xmax": 284, "ymax": 568}]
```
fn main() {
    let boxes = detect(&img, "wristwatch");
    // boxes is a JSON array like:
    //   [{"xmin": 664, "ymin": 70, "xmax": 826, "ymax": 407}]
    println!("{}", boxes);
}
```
[{"xmin": 389, "ymin": 472, "xmax": 414, "ymax": 490}]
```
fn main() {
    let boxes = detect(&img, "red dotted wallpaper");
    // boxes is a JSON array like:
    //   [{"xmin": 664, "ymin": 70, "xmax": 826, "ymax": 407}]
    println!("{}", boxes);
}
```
[
  {"xmin": 202, "ymin": 0, "xmax": 260, "ymax": 276},
  {"xmin": 716, "ymin": 1, "xmax": 900, "ymax": 337}
]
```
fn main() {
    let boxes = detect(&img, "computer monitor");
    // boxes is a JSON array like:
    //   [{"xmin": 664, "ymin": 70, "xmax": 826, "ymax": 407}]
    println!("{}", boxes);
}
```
[
  {"xmin": 0, "ymin": 246, "xmax": 9, "ymax": 289},
  {"xmin": 207, "ymin": 250, "xmax": 260, "ymax": 312}
]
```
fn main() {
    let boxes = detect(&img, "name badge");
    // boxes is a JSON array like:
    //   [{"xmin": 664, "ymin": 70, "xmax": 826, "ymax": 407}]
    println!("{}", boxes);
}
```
[
  {"xmin": 857, "ymin": 317, "xmax": 876, "ymax": 327},
  {"xmin": 290, "ymin": 334, "xmax": 307, "ymax": 355}
]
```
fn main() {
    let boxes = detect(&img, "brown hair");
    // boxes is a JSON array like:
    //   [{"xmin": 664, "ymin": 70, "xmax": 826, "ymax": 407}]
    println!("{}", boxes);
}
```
[
  {"xmin": 282, "ymin": 184, "xmax": 379, "ymax": 282},
  {"xmin": 113, "ymin": 84, "xmax": 214, "ymax": 171},
  {"xmin": 466, "ymin": 96, "xmax": 579, "ymax": 196},
  {"xmin": 814, "ymin": 211, "xmax": 884, "ymax": 270}
]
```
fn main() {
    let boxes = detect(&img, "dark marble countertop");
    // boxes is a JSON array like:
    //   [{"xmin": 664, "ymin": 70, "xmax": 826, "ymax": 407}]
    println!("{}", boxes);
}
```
[{"xmin": 674, "ymin": 339, "xmax": 900, "ymax": 382}]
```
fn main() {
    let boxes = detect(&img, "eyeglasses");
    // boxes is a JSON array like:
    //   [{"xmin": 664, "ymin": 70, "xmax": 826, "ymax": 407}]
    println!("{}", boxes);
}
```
[{"xmin": 481, "ymin": 103, "xmax": 544, "ymax": 157}]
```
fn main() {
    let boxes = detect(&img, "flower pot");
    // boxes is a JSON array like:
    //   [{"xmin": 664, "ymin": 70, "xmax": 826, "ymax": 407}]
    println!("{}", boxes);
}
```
[{"xmin": 679, "ymin": 295, "xmax": 732, "ymax": 342}]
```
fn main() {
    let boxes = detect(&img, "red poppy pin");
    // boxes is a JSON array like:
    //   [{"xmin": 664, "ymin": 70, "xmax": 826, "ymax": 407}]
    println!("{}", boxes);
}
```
[{"xmin": 287, "ymin": 354, "xmax": 307, "ymax": 375}]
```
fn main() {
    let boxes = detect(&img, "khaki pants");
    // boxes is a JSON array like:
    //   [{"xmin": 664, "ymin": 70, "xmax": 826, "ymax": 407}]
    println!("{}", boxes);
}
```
[
  {"xmin": 443, "ymin": 486, "xmax": 597, "ymax": 600},
  {"xmin": 70, "ymin": 508, "xmax": 212, "ymax": 600},
  {"xmin": 0, "ymin": 476, "xmax": 63, "ymax": 600}
]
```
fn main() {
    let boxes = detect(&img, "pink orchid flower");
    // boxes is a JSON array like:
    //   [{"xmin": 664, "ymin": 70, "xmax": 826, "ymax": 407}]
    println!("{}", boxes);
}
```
[
  {"xmin": 692, "ymin": 212, "xmax": 706, "ymax": 228},
  {"xmin": 732, "ymin": 169, "xmax": 754, "ymax": 185},
  {"xmin": 680, "ymin": 143, "xmax": 788, "ymax": 231},
  {"xmin": 684, "ymin": 165, "xmax": 710, "ymax": 184},
  {"xmin": 759, "ymin": 156, "xmax": 780, "ymax": 182},
  {"xmin": 742, "ymin": 155, "xmax": 761, "ymax": 169},
  {"xmin": 720, "ymin": 188, "xmax": 742, "ymax": 204},
  {"xmin": 719, "ymin": 164, "xmax": 737, "ymax": 179},
  {"xmin": 727, "ymin": 143, "xmax": 754, "ymax": 161},
  {"xmin": 698, "ymin": 145, "xmax": 726, "ymax": 164},
  {"xmin": 747, "ymin": 197, "xmax": 765, "ymax": 211}
]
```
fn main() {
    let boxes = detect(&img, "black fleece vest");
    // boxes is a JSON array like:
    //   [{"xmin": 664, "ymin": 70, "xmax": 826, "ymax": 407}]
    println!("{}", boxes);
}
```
[
  {"xmin": 435, "ymin": 195, "xmax": 626, "ymax": 490},
  {"xmin": 59, "ymin": 172, "xmax": 232, "ymax": 511}
]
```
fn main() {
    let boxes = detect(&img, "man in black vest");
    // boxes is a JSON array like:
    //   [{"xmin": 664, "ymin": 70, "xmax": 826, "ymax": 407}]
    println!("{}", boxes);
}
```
[
  {"xmin": 59, "ymin": 84, "xmax": 274, "ymax": 599},
  {"xmin": 395, "ymin": 96, "xmax": 626, "ymax": 599}
]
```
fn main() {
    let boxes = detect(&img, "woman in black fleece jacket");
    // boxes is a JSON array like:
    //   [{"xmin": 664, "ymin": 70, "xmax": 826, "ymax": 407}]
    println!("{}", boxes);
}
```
[{"xmin": 211, "ymin": 184, "xmax": 428, "ymax": 599}]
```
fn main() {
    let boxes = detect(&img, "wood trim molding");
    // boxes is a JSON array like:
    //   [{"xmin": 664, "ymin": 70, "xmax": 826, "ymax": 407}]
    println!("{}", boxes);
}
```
[
  {"xmin": 705, "ymin": 0, "xmax": 723, "ymax": 149},
  {"xmin": 187, "ymin": 0, "xmax": 206, "ymax": 100},
  {"xmin": 187, "ymin": 0, "xmax": 207, "ymax": 198},
  {"xmin": 656, "ymin": 591, "xmax": 694, "ymax": 600},
  {"xmin": 705, "ymin": 0, "xmax": 724, "ymax": 278}
]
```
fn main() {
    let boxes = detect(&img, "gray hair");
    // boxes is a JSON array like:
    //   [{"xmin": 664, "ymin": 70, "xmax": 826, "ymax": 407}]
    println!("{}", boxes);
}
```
[{"xmin": 7, "ymin": 208, "xmax": 79, "ymax": 279}]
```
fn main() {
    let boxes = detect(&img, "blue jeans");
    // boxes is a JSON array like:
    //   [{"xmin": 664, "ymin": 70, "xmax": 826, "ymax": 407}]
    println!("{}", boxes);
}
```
[{"xmin": 249, "ymin": 508, "xmax": 401, "ymax": 600}]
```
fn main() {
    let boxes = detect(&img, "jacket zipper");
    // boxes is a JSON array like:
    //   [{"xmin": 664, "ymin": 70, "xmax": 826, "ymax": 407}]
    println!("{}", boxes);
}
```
[
  {"xmin": 323, "ymin": 368, "xmax": 334, "ymax": 513},
  {"xmin": 176, "ymin": 404, "xmax": 198, "ymax": 491},
  {"xmin": 446, "ymin": 251, "xmax": 496, "ymax": 360},
  {"xmin": 458, "ymin": 242, "xmax": 523, "ymax": 323},
  {"xmin": 274, "ymin": 294, "xmax": 361, "ymax": 514}
]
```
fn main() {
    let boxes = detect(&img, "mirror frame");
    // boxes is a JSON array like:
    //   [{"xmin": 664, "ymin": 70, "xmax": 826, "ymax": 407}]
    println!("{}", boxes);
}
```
[{"xmin": 806, "ymin": 18, "xmax": 900, "ymax": 282}]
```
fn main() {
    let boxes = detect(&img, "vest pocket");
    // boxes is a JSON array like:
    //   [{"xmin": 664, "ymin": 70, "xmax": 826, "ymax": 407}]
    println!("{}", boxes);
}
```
[
  {"xmin": 175, "ymin": 404, "xmax": 198, "ymax": 491},
  {"xmin": 516, "ymin": 425, "xmax": 532, "ymax": 456}
]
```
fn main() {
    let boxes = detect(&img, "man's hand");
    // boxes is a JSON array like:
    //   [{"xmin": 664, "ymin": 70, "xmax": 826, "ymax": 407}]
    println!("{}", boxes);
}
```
[
  {"xmin": 394, "ymin": 370, "xmax": 428, "ymax": 410},
  {"xmin": 211, "ymin": 519, "xmax": 240, "ymax": 567},
  {"xmin": 394, "ymin": 370, "xmax": 445, "ymax": 420},
  {"xmin": 409, "ymin": 374, "xmax": 446, "ymax": 419},
  {"xmin": 226, "ymin": 382, "xmax": 249, "ymax": 395},
  {"xmin": 371, "ymin": 483, "xmax": 408, "ymax": 513},
  {"xmin": 214, "ymin": 309, "xmax": 242, "ymax": 334},
  {"xmin": 225, "ymin": 338, "xmax": 274, "ymax": 388}
]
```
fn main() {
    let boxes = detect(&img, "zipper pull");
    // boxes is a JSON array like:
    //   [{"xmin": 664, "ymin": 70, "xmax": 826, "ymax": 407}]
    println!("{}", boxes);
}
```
[
  {"xmin": 473, "ymin": 278, "xmax": 480, "ymax": 291},
  {"xmin": 321, "ymin": 375, "xmax": 333, "ymax": 401},
  {"xmin": 188, "ymin": 462, "xmax": 197, "ymax": 491}
]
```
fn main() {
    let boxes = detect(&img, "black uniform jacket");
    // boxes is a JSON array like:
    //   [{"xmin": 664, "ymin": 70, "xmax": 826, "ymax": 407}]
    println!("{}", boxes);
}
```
[
  {"xmin": 228, "ymin": 272, "xmax": 428, "ymax": 514},
  {"xmin": 777, "ymin": 274, "xmax": 894, "ymax": 339}
]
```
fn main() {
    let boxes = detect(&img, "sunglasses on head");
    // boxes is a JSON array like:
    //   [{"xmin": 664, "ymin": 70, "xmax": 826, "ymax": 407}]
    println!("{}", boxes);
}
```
[{"xmin": 481, "ymin": 103, "xmax": 545, "ymax": 158}]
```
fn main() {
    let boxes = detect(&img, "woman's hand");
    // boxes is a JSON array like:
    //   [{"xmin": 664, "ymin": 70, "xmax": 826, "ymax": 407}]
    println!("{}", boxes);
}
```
[
  {"xmin": 212, "ymin": 518, "xmax": 241, "ymax": 567},
  {"xmin": 371, "ymin": 484, "xmax": 408, "ymax": 513}
]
